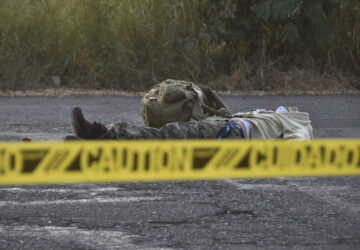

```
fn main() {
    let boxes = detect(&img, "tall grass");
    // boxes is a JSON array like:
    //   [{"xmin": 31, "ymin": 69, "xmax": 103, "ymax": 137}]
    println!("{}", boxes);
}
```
[
  {"xmin": 328, "ymin": 0, "xmax": 360, "ymax": 74},
  {"xmin": 0, "ymin": 0, "xmax": 358, "ymax": 91},
  {"xmin": 0, "ymin": 0, "xmax": 207, "ymax": 89}
]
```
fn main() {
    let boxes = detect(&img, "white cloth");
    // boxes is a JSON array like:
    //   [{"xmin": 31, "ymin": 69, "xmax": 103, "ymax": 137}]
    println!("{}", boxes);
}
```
[{"xmin": 232, "ymin": 111, "xmax": 313, "ymax": 140}]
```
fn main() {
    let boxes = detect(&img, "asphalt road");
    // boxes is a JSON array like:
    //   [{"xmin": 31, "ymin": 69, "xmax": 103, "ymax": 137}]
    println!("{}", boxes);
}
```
[{"xmin": 0, "ymin": 94, "xmax": 359, "ymax": 249}]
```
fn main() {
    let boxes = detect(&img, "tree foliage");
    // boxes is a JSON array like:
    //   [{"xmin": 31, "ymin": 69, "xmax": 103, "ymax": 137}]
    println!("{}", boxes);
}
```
[
  {"xmin": 206, "ymin": 0, "xmax": 337, "ymax": 51},
  {"xmin": 204, "ymin": 0, "xmax": 359, "ymax": 80}
]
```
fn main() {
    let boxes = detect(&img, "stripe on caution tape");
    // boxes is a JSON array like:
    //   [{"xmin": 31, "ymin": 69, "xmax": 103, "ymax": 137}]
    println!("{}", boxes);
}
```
[{"xmin": 0, "ymin": 139, "xmax": 359, "ymax": 185}]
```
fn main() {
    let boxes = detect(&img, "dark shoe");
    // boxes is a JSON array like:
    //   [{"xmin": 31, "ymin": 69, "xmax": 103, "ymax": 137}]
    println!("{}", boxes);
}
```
[
  {"xmin": 64, "ymin": 135, "xmax": 84, "ymax": 141},
  {"xmin": 71, "ymin": 107, "xmax": 107, "ymax": 139}
]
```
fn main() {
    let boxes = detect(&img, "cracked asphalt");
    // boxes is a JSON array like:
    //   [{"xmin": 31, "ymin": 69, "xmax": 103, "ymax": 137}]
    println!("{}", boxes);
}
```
[{"xmin": 0, "ymin": 94, "xmax": 359, "ymax": 249}]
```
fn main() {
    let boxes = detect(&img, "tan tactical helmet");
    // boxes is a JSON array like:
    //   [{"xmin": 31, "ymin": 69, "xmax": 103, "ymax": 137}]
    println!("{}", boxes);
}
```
[{"xmin": 141, "ymin": 79, "xmax": 230, "ymax": 128}]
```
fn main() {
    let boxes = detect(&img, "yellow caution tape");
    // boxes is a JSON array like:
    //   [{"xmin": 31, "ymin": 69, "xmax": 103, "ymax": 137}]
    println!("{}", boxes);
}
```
[{"xmin": 0, "ymin": 139, "xmax": 359, "ymax": 185}]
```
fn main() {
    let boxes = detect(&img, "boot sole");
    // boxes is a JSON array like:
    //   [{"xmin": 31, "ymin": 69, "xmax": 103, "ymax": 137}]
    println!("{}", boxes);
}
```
[
  {"xmin": 64, "ymin": 135, "xmax": 84, "ymax": 141},
  {"xmin": 71, "ymin": 107, "xmax": 86, "ymax": 139}
]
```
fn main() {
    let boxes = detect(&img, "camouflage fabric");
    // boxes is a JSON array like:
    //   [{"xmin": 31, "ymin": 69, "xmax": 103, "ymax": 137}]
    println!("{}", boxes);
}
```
[
  {"xmin": 105, "ymin": 109, "xmax": 313, "ymax": 140},
  {"xmin": 106, "ymin": 119, "xmax": 246, "ymax": 139},
  {"xmin": 141, "ymin": 79, "xmax": 230, "ymax": 128}
]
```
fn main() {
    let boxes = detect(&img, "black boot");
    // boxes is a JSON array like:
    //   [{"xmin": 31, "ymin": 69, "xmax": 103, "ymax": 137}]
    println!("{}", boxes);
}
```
[
  {"xmin": 64, "ymin": 135, "xmax": 84, "ymax": 141},
  {"xmin": 71, "ymin": 107, "xmax": 108, "ymax": 139}
]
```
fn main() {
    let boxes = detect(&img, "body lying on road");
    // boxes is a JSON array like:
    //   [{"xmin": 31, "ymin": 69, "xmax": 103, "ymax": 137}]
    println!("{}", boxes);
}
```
[
  {"xmin": 69, "ymin": 106, "xmax": 313, "ymax": 140},
  {"xmin": 68, "ymin": 79, "xmax": 313, "ymax": 141}
]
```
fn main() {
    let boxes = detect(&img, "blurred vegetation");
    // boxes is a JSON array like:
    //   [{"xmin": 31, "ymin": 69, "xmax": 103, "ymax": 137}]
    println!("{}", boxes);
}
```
[{"xmin": 0, "ymin": 0, "xmax": 359, "ymax": 92}]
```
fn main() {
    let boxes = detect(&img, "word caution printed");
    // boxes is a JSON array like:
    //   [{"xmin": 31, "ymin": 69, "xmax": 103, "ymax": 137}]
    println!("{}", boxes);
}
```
[{"xmin": 0, "ymin": 139, "xmax": 359, "ymax": 184}]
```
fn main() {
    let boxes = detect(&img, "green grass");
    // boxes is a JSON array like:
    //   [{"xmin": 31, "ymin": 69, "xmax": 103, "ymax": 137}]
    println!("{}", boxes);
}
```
[
  {"xmin": 0, "ymin": 0, "xmax": 205, "ymax": 89},
  {"xmin": 0, "ymin": 0, "xmax": 359, "ymax": 92}
]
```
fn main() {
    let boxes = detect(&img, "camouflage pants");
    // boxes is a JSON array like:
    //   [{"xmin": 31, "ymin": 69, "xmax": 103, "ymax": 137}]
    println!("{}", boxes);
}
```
[{"xmin": 106, "ymin": 119, "xmax": 244, "ymax": 139}]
